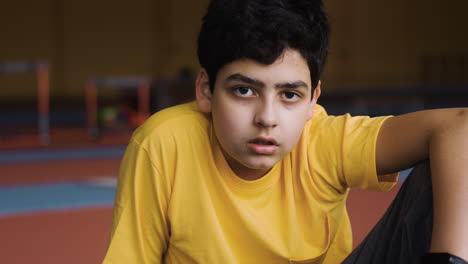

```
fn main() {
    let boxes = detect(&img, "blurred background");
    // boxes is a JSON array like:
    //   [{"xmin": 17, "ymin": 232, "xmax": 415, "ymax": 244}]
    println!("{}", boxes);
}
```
[{"xmin": 0, "ymin": 0, "xmax": 467, "ymax": 263}]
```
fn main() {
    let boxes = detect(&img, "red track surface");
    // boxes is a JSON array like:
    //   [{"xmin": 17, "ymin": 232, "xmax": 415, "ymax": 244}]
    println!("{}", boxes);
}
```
[
  {"xmin": 0, "ymin": 127, "xmax": 132, "ymax": 150},
  {"xmin": 0, "ymin": 207, "xmax": 112, "ymax": 264},
  {"xmin": 347, "ymin": 185, "xmax": 401, "ymax": 245},
  {"xmin": 0, "ymin": 159, "xmax": 121, "ymax": 186}
]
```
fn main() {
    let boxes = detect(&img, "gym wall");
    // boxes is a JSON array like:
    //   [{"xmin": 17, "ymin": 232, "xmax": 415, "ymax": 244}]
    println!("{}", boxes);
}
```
[{"xmin": 0, "ymin": 0, "xmax": 467, "ymax": 101}]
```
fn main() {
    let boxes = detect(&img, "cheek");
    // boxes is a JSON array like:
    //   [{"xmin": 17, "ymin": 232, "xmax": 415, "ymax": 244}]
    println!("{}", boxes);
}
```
[
  {"xmin": 214, "ymin": 102, "xmax": 252, "ymax": 130},
  {"xmin": 286, "ymin": 122, "xmax": 305, "ymax": 140},
  {"xmin": 216, "ymin": 117, "xmax": 237, "ymax": 139},
  {"xmin": 281, "ymin": 114, "xmax": 308, "ymax": 146},
  {"xmin": 213, "ymin": 108, "xmax": 245, "ymax": 142}
]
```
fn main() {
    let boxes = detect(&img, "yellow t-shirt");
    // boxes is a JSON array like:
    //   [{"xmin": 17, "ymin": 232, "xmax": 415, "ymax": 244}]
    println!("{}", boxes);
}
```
[{"xmin": 103, "ymin": 101, "xmax": 397, "ymax": 264}]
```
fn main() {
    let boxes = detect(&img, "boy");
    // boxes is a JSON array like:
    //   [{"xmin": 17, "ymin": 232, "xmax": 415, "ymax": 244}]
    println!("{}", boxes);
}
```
[{"xmin": 103, "ymin": 0, "xmax": 467, "ymax": 263}]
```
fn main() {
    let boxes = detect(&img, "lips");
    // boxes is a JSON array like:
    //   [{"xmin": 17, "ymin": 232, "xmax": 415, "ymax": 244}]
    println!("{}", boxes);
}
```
[
  {"xmin": 247, "ymin": 137, "xmax": 279, "ymax": 154},
  {"xmin": 248, "ymin": 137, "xmax": 278, "ymax": 146}
]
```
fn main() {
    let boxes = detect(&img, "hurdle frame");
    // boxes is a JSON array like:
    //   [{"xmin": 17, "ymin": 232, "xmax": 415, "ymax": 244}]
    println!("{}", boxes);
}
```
[
  {"xmin": 0, "ymin": 61, "xmax": 50, "ymax": 145},
  {"xmin": 85, "ymin": 76, "xmax": 150, "ymax": 140}
]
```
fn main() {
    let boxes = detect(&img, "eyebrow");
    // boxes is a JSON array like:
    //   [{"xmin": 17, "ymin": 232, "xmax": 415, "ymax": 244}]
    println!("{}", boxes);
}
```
[{"xmin": 225, "ymin": 73, "xmax": 309, "ymax": 90}]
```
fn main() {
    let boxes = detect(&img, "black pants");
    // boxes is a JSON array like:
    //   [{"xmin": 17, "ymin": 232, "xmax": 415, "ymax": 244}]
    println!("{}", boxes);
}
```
[{"xmin": 342, "ymin": 161, "xmax": 433, "ymax": 264}]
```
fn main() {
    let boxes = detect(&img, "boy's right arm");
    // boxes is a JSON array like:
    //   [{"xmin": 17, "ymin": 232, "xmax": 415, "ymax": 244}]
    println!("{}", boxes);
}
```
[{"xmin": 103, "ymin": 141, "xmax": 171, "ymax": 263}]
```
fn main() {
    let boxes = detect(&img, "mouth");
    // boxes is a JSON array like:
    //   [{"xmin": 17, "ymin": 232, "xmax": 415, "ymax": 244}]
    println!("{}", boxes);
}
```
[
  {"xmin": 248, "ymin": 137, "xmax": 279, "ymax": 146},
  {"xmin": 247, "ymin": 137, "xmax": 279, "ymax": 155}
]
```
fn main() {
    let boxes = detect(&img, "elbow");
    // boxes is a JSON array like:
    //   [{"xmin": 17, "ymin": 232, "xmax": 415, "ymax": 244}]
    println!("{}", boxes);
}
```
[
  {"xmin": 434, "ymin": 108, "xmax": 468, "ymax": 137},
  {"xmin": 456, "ymin": 109, "xmax": 467, "ymax": 118},
  {"xmin": 453, "ymin": 109, "xmax": 468, "ymax": 131}
]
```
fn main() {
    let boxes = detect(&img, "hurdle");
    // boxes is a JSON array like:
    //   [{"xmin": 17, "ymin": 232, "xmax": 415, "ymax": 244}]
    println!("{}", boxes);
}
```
[
  {"xmin": 85, "ymin": 76, "xmax": 150, "ymax": 140},
  {"xmin": 0, "ymin": 61, "xmax": 50, "ymax": 145}
]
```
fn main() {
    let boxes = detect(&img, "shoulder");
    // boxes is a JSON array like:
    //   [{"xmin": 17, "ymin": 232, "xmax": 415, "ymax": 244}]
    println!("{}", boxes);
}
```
[
  {"xmin": 131, "ymin": 101, "xmax": 210, "ymax": 146},
  {"xmin": 302, "ymin": 109, "xmax": 394, "ymax": 191},
  {"xmin": 124, "ymin": 101, "xmax": 212, "ymax": 179},
  {"xmin": 305, "ymin": 106, "xmax": 391, "ymax": 140}
]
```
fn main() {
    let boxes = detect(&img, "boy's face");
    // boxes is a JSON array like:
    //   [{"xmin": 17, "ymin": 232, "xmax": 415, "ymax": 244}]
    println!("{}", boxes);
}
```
[{"xmin": 196, "ymin": 49, "xmax": 320, "ymax": 179}]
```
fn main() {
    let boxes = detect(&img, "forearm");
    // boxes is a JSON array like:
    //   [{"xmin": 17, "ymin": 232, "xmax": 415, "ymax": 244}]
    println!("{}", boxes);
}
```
[{"xmin": 429, "ymin": 109, "xmax": 468, "ymax": 260}]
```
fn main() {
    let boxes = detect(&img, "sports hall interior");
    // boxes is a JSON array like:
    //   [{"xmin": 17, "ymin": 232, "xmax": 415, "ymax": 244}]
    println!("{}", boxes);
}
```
[{"xmin": 0, "ymin": 0, "xmax": 467, "ymax": 263}]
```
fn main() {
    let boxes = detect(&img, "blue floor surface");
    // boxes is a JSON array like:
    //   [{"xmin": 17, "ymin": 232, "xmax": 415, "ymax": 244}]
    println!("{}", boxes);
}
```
[
  {"xmin": 0, "ymin": 181, "xmax": 116, "ymax": 217},
  {"xmin": 0, "ymin": 146, "xmax": 126, "ymax": 164}
]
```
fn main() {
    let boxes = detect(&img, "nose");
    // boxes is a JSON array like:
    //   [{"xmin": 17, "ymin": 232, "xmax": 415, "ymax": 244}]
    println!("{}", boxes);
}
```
[{"xmin": 254, "ymin": 100, "xmax": 278, "ymax": 128}]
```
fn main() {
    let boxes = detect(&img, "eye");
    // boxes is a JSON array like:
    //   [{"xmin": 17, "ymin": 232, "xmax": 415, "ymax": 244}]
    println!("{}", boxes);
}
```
[
  {"xmin": 281, "ymin": 91, "xmax": 301, "ymax": 102},
  {"xmin": 233, "ymin": 86, "xmax": 255, "ymax": 97}
]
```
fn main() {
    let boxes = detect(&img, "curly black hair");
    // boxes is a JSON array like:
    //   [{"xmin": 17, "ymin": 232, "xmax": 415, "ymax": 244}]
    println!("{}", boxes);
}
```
[{"xmin": 197, "ymin": 0, "xmax": 330, "ymax": 92}]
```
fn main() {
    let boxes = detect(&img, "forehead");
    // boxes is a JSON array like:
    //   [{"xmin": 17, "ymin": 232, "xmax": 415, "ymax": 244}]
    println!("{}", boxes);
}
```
[{"xmin": 216, "ymin": 49, "xmax": 311, "ymax": 86}]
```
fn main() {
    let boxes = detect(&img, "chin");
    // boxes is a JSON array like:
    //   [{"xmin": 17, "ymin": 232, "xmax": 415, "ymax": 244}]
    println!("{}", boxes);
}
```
[{"xmin": 243, "ymin": 157, "xmax": 279, "ymax": 170}]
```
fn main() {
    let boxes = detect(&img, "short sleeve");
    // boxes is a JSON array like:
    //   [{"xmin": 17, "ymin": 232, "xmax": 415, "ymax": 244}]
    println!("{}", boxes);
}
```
[
  {"xmin": 308, "ymin": 114, "xmax": 398, "ymax": 194},
  {"xmin": 103, "ymin": 140, "xmax": 171, "ymax": 263}
]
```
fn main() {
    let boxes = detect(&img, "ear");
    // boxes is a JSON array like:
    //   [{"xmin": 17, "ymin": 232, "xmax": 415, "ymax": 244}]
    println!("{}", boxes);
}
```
[
  {"xmin": 307, "ymin": 80, "xmax": 322, "ymax": 120},
  {"xmin": 195, "ymin": 69, "xmax": 213, "ymax": 113}
]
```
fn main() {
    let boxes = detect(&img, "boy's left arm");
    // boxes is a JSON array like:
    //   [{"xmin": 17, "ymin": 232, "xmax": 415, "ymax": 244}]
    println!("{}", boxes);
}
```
[{"xmin": 376, "ymin": 108, "xmax": 468, "ymax": 260}]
